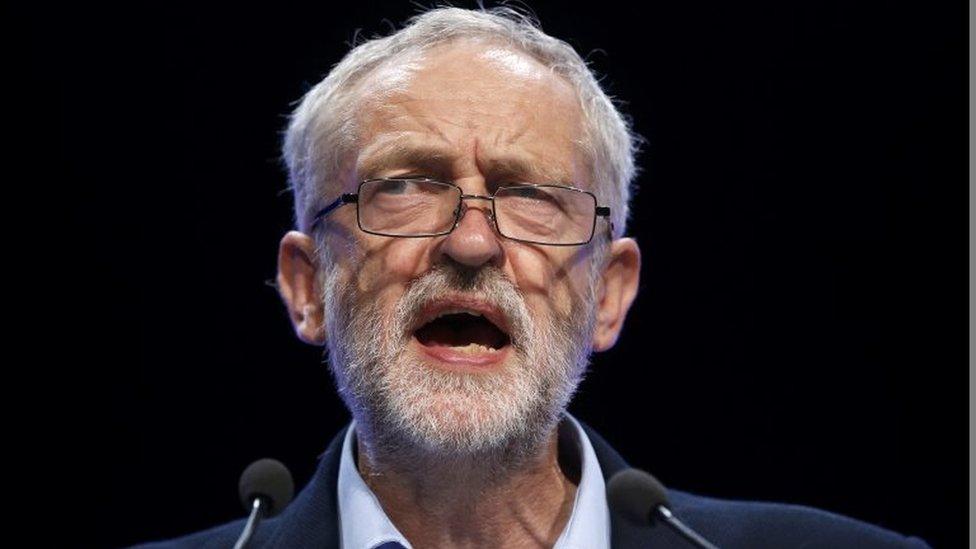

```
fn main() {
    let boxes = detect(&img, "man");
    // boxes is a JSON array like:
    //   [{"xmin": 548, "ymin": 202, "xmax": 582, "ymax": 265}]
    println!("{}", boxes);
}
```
[{"xmin": 135, "ymin": 7, "xmax": 928, "ymax": 548}]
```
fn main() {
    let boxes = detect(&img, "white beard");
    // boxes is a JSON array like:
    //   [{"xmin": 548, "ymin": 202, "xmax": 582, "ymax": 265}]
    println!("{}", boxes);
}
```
[{"xmin": 321, "ymin": 262, "xmax": 597, "ymax": 465}]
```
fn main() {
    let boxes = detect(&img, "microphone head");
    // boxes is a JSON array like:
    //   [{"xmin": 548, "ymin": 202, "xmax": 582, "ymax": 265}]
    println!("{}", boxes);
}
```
[
  {"xmin": 606, "ymin": 468, "xmax": 670, "ymax": 524},
  {"xmin": 238, "ymin": 458, "xmax": 295, "ymax": 517}
]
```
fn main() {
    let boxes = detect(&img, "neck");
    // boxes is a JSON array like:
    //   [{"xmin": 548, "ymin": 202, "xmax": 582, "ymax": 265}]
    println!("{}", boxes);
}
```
[{"xmin": 356, "ymin": 428, "xmax": 579, "ymax": 549}]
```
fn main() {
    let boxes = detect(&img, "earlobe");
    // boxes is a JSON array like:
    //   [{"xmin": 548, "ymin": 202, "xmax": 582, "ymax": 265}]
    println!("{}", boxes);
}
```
[
  {"xmin": 592, "ymin": 238, "xmax": 641, "ymax": 352},
  {"xmin": 277, "ymin": 231, "xmax": 327, "ymax": 345}
]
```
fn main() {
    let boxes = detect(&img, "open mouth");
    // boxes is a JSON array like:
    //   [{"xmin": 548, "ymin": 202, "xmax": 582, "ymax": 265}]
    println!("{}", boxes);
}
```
[{"xmin": 411, "ymin": 303, "xmax": 512, "ymax": 366}]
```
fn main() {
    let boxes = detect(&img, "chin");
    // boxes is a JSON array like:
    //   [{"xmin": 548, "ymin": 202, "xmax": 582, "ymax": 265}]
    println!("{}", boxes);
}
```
[{"xmin": 373, "ymin": 356, "xmax": 545, "ymax": 455}]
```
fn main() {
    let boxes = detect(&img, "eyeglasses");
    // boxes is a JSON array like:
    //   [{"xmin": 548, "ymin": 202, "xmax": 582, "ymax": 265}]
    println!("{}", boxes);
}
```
[{"xmin": 310, "ymin": 178, "xmax": 612, "ymax": 246}]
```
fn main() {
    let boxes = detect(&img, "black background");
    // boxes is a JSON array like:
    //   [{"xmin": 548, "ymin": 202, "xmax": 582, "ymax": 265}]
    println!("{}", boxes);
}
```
[{"xmin": 23, "ymin": 1, "xmax": 965, "ymax": 547}]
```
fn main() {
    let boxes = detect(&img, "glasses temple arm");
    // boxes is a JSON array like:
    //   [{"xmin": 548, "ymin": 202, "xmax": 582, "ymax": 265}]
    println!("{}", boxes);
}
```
[
  {"xmin": 595, "ymin": 205, "xmax": 614, "ymax": 238},
  {"xmin": 310, "ymin": 193, "xmax": 359, "ymax": 230}
]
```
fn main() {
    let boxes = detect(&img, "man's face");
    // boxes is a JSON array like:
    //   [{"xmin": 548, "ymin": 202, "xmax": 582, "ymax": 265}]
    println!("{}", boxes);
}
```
[{"xmin": 279, "ymin": 40, "xmax": 640, "ymax": 460}]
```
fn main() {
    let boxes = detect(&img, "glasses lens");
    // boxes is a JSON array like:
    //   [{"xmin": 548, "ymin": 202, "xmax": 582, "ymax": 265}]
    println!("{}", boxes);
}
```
[
  {"xmin": 494, "ymin": 185, "xmax": 596, "ymax": 245},
  {"xmin": 358, "ymin": 179, "xmax": 459, "ymax": 236}
]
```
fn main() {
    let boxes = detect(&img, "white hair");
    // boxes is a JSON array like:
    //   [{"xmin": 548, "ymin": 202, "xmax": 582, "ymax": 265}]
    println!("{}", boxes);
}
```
[{"xmin": 281, "ymin": 6, "xmax": 640, "ymax": 240}]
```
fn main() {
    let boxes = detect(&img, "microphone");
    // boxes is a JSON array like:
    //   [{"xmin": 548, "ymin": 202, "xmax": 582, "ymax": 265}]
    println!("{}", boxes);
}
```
[
  {"xmin": 233, "ymin": 458, "xmax": 295, "ymax": 549},
  {"xmin": 607, "ymin": 468, "xmax": 720, "ymax": 549}
]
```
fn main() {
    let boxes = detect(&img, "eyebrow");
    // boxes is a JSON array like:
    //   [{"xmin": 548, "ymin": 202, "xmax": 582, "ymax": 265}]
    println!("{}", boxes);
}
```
[
  {"xmin": 479, "ymin": 154, "xmax": 572, "ymax": 186},
  {"xmin": 356, "ymin": 138, "xmax": 454, "ymax": 180},
  {"xmin": 355, "ymin": 135, "xmax": 575, "ymax": 185}
]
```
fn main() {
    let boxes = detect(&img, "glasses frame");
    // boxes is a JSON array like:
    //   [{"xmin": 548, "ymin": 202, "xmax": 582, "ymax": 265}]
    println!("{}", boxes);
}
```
[{"xmin": 310, "ymin": 177, "xmax": 613, "ymax": 247}]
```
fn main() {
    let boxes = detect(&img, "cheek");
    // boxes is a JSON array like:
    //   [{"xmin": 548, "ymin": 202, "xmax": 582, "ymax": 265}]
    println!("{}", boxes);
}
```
[
  {"xmin": 506, "ymin": 244, "xmax": 589, "ymax": 319},
  {"xmin": 351, "ymin": 236, "xmax": 435, "ymax": 306}
]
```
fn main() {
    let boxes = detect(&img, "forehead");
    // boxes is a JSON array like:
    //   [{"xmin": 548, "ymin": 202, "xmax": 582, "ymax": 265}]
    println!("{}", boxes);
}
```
[{"xmin": 350, "ymin": 39, "xmax": 589, "ymax": 186}]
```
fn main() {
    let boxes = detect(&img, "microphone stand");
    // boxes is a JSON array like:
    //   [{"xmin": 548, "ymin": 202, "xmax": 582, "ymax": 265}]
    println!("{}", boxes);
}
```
[
  {"xmin": 656, "ymin": 505, "xmax": 720, "ymax": 549},
  {"xmin": 233, "ymin": 497, "xmax": 266, "ymax": 549}
]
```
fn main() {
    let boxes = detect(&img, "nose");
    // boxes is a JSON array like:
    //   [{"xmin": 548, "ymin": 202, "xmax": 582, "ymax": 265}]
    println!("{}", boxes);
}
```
[{"xmin": 438, "ymin": 200, "xmax": 504, "ymax": 268}]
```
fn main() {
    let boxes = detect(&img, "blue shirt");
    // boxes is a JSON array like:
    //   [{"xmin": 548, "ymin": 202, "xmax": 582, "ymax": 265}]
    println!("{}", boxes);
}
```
[{"xmin": 336, "ymin": 414, "xmax": 611, "ymax": 549}]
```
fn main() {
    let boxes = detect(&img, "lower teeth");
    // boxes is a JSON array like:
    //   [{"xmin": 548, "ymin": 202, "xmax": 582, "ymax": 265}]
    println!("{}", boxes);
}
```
[{"xmin": 451, "ymin": 343, "xmax": 498, "ymax": 354}]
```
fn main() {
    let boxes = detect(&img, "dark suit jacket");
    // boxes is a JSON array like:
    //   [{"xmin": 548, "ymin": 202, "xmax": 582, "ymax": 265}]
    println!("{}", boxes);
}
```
[{"xmin": 132, "ymin": 424, "xmax": 929, "ymax": 548}]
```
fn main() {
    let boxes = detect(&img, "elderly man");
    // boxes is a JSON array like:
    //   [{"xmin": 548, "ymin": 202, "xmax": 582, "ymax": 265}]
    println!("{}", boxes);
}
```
[{"xmin": 136, "ymin": 7, "xmax": 928, "ymax": 549}]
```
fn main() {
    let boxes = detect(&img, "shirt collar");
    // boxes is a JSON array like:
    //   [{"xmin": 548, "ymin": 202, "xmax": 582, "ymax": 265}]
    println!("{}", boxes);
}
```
[
  {"xmin": 554, "ymin": 413, "xmax": 612, "ymax": 549},
  {"xmin": 336, "ymin": 414, "xmax": 610, "ymax": 549},
  {"xmin": 337, "ymin": 422, "xmax": 412, "ymax": 549}
]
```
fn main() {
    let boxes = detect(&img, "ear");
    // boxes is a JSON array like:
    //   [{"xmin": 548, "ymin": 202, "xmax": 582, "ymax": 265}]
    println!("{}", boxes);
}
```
[
  {"xmin": 592, "ymin": 237, "xmax": 641, "ymax": 352},
  {"xmin": 276, "ymin": 231, "xmax": 327, "ymax": 345}
]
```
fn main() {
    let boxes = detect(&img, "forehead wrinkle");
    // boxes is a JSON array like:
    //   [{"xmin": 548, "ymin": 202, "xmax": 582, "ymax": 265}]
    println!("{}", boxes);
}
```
[{"xmin": 373, "ymin": 92, "xmax": 463, "ymax": 140}]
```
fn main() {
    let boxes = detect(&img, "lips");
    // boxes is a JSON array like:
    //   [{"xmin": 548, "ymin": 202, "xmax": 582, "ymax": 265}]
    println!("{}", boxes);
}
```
[{"xmin": 410, "ymin": 297, "xmax": 513, "ymax": 368}]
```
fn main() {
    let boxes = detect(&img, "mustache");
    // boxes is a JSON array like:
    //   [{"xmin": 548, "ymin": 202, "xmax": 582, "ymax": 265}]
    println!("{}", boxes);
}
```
[{"xmin": 392, "ymin": 263, "xmax": 532, "ymax": 348}]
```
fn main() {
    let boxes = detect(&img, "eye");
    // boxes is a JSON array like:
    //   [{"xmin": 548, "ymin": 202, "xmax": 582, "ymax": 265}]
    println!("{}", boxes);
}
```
[
  {"xmin": 504, "ymin": 186, "xmax": 559, "ymax": 203},
  {"xmin": 373, "ymin": 179, "xmax": 411, "ymax": 195}
]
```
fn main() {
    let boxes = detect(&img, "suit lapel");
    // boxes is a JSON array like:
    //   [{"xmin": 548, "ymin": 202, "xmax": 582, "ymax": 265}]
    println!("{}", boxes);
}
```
[
  {"xmin": 267, "ymin": 425, "xmax": 348, "ymax": 549},
  {"xmin": 581, "ymin": 422, "xmax": 692, "ymax": 549}
]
